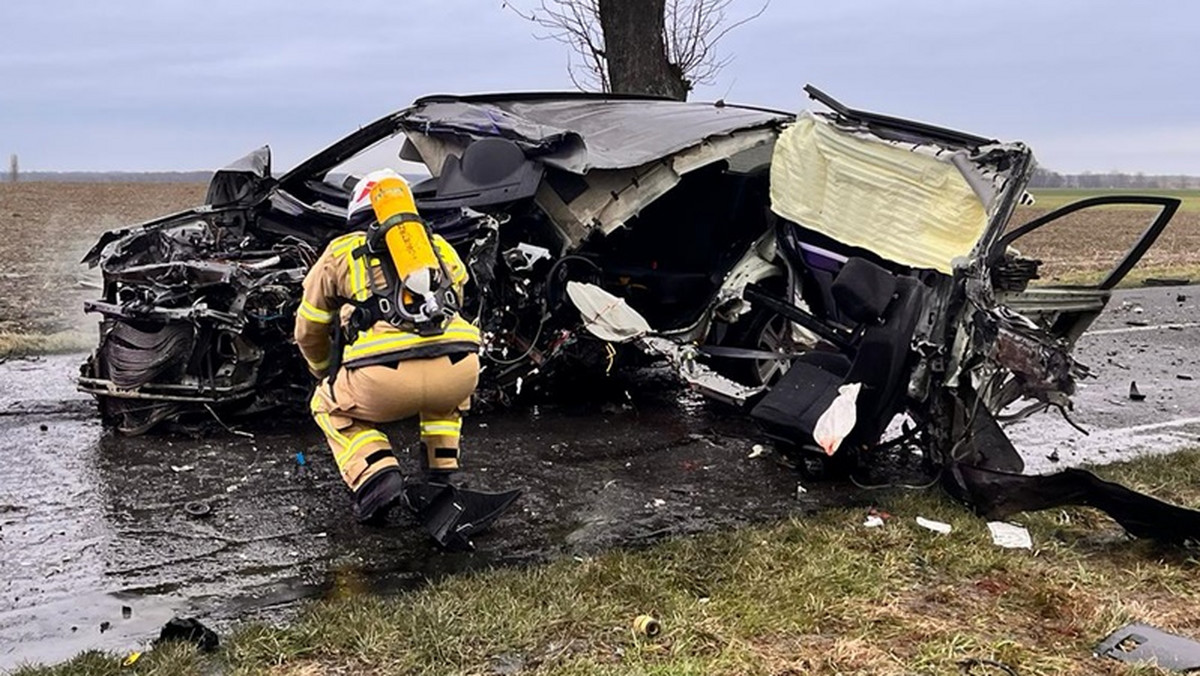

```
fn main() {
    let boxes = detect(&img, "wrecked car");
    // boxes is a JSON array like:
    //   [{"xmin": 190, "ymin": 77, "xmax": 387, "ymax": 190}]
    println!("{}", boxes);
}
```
[
  {"xmin": 79, "ymin": 87, "xmax": 1179, "ymax": 465},
  {"xmin": 79, "ymin": 92, "xmax": 795, "ymax": 433}
]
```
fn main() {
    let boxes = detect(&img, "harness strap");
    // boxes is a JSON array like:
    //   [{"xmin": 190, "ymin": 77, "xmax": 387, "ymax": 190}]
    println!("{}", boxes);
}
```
[{"xmin": 325, "ymin": 296, "xmax": 378, "ymax": 401}]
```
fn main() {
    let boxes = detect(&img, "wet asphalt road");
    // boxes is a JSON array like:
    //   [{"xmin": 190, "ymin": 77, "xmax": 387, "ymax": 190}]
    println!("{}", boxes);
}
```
[
  {"xmin": 1006, "ymin": 285, "xmax": 1200, "ymax": 473},
  {"xmin": 1, "ymin": 285, "xmax": 1197, "ymax": 670}
]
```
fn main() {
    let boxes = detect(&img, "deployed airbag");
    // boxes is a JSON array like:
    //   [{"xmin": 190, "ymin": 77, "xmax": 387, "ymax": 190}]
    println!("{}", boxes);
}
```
[
  {"xmin": 567, "ymin": 281, "xmax": 652, "ymax": 342},
  {"xmin": 770, "ymin": 112, "xmax": 988, "ymax": 274}
]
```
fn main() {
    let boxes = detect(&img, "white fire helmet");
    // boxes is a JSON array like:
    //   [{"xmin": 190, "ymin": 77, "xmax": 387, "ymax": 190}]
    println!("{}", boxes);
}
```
[{"xmin": 346, "ymin": 168, "xmax": 407, "ymax": 223}]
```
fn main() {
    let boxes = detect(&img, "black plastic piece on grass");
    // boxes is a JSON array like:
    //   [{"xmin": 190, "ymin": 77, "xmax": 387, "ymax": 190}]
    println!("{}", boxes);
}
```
[
  {"xmin": 1096, "ymin": 623, "xmax": 1200, "ymax": 671},
  {"xmin": 156, "ymin": 617, "xmax": 219, "ymax": 653}
]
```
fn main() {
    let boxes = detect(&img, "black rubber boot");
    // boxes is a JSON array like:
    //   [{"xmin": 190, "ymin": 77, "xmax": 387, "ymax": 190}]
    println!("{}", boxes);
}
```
[
  {"xmin": 352, "ymin": 467, "xmax": 405, "ymax": 526},
  {"xmin": 424, "ymin": 468, "xmax": 456, "ymax": 485}
]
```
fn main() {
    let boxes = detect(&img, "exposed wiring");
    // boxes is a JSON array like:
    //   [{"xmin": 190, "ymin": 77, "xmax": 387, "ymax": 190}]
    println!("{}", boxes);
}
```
[
  {"xmin": 849, "ymin": 468, "xmax": 943, "ymax": 492},
  {"xmin": 484, "ymin": 252, "xmax": 597, "ymax": 368},
  {"xmin": 486, "ymin": 313, "xmax": 548, "ymax": 366},
  {"xmin": 204, "ymin": 404, "xmax": 255, "ymax": 439}
]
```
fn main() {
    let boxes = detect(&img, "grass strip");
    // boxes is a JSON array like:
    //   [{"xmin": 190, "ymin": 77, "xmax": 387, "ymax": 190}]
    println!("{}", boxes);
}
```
[{"xmin": 16, "ymin": 450, "xmax": 1200, "ymax": 675}]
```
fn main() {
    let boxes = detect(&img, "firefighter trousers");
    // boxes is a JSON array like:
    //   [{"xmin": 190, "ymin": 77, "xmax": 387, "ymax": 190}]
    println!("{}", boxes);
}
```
[{"xmin": 310, "ymin": 352, "xmax": 480, "ymax": 492}]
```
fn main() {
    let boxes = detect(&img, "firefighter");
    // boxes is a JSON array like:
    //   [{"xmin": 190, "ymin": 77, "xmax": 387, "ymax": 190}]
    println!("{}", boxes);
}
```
[{"xmin": 293, "ymin": 169, "xmax": 510, "ymax": 540}]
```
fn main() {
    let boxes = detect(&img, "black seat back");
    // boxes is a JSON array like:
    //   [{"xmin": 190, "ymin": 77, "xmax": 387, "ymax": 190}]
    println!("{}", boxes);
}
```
[
  {"xmin": 831, "ymin": 257, "xmax": 897, "ymax": 325},
  {"xmin": 751, "ymin": 269, "xmax": 925, "ymax": 450}
]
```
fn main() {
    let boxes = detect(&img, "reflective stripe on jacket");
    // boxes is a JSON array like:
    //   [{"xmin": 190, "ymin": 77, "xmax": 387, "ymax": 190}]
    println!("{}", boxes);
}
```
[{"xmin": 294, "ymin": 231, "xmax": 479, "ymax": 377}]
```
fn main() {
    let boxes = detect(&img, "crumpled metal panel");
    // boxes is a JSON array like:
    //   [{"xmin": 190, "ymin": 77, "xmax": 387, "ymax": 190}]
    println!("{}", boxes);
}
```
[
  {"xmin": 101, "ymin": 322, "xmax": 194, "ymax": 388},
  {"xmin": 948, "ymin": 463, "xmax": 1200, "ymax": 544},
  {"xmin": 533, "ymin": 128, "xmax": 778, "ymax": 246},
  {"xmin": 399, "ymin": 97, "xmax": 788, "ymax": 175}
]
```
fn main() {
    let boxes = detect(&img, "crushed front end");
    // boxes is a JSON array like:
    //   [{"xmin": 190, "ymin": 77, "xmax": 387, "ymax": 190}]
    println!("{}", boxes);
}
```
[{"xmin": 78, "ymin": 206, "xmax": 317, "ymax": 433}]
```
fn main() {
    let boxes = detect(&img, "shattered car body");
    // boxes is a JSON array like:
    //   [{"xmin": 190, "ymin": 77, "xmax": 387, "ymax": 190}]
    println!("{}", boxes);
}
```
[
  {"xmin": 744, "ymin": 86, "xmax": 1179, "ymax": 477},
  {"xmin": 80, "ymin": 86, "xmax": 1179, "ymax": 476},
  {"xmin": 80, "ymin": 93, "xmax": 794, "ymax": 432}
]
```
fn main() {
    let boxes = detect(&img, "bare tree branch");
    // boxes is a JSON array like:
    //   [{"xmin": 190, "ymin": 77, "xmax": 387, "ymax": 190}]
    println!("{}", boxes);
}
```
[
  {"xmin": 505, "ymin": 0, "xmax": 608, "ymax": 92},
  {"xmin": 504, "ymin": 0, "xmax": 768, "ymax": 97}
]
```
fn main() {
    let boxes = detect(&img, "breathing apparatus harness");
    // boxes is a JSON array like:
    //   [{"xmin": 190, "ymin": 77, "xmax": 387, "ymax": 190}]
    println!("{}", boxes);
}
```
[
  {"xmin": 327, "ymin": 178, "xmax": 461, "ymax": 395},
  {"xmin": 351, "ymin": 213, "xmax": 461, "ymax": 337}
]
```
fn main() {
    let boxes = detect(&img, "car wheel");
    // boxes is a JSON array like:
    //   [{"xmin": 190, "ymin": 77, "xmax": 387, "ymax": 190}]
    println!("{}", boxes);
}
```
[{"xmin": 715, "ymin": 305, "xmax": 800, "ymax": 387}]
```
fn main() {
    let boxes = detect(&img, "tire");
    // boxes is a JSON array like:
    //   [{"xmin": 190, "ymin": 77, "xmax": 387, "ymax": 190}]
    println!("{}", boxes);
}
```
[{"xmin": 713, "ymin": 281, "xmax": 803, "ymax": 387}]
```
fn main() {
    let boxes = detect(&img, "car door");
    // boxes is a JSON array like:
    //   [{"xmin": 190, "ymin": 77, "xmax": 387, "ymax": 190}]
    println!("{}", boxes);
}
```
[{"xmin": 991, "ymin": 195, "xmax": 1181, "ymax": 345}]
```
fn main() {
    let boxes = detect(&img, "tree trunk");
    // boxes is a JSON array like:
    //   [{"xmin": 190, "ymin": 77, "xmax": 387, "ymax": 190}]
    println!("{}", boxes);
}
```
[{"xmin": 597, "ymin": 0, "xmax": 689, "ymax": 100}]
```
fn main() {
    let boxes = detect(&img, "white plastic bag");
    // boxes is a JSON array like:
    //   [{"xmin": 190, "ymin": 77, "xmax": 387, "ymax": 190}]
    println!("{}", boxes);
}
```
[
  {"xmin": 813, "ymin": 382, "xmax": 862, "ymax": 456},
  {"xmin": 987, "ymin": 521, "xmax": 1032, "ymax": 549}
]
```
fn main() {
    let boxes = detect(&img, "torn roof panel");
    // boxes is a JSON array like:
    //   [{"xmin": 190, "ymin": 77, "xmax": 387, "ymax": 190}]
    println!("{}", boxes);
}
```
[{"xmin": 398, "ymin": 94, "xmax": 791, "ymax": 174}]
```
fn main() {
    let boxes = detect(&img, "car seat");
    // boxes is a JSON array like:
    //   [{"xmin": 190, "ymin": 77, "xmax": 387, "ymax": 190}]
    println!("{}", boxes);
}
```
[{"xmin": 751, "ymin": 256, "xmax": 926, "ymax": 452}]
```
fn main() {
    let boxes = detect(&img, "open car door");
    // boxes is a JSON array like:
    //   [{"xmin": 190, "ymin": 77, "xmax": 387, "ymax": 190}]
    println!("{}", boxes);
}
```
[{"xmin": 992, "ymin": 195, "xmax": 1180, "ymax": 346}]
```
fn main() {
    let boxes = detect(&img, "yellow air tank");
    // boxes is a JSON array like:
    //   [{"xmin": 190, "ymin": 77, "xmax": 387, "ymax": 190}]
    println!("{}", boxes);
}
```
[{"xmin": 369, "ymin": 176, "xmax": 438, "ymax": 279}]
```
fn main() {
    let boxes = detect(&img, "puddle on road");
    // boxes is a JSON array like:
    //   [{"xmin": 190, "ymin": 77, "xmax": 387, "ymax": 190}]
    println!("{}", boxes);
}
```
[
  {"xmin": 1, "ymin": 592, "xmax": 188, "ymax": 669},
  {"xmin": 0, "ymin": 355, "xmax": 818, "ymax": 670}
]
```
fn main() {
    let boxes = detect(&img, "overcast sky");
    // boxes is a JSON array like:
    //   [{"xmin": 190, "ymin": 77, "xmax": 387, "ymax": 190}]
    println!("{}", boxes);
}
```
[{"xmin": 2, "ymin": 0, "xmax": 1197, "ymax": 174}]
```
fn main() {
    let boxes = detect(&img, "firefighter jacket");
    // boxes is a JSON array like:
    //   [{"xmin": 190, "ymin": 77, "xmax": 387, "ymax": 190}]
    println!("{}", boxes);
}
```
[{"xmin": 294, "ymin": 232, "xmax": 480, "ymax": 378}]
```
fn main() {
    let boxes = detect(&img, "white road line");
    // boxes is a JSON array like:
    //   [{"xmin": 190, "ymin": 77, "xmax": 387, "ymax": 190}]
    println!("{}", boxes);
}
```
[
  {"xmin": 1086, "ymin": 321, "xmax": 1200, "ymax": 336},
  {"xmin": 1097, "ymin": 415, "xmax": 1200, "ymax": 436}
]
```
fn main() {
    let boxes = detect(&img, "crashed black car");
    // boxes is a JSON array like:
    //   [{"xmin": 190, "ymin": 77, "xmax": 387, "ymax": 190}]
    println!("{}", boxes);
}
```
[
  {"xmin": 79, "ymin": 91, "xmax": 797, "ymax": 433},
  {"xmin": 80, "ymin": 86, "xmax": 1179, "ymax": 473}
]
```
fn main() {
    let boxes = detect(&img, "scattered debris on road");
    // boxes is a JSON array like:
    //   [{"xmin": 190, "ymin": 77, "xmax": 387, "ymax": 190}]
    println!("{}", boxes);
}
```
[
  {"xmin": 182, "ymin": 501, "xmax": 212, "ymax": 518},
  {"xmin": 1143, "ymin": 277, "xmax": 1191, "ymax": 287},
  {"xmin": 633, "ymin": 614, "xmax": 662, "ymax": 638},
  {"xmin": 948, "ymin": 465, "xmax": 1200, "ymax": 545},
  {"xmin": 863, "ymin": 514, "xmax": 885, "ymax": 528}
]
